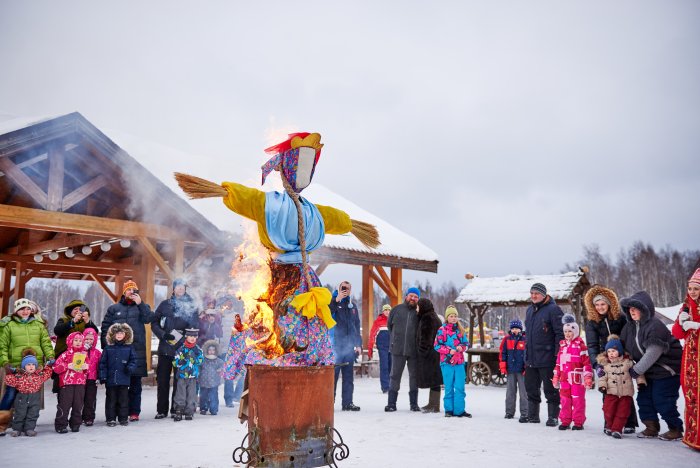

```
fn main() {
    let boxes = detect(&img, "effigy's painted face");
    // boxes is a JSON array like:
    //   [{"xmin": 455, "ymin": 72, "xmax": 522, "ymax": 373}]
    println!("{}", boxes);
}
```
[{"xmin": 294, "ymin": 147, "xmax": 316, "ymax": 191}]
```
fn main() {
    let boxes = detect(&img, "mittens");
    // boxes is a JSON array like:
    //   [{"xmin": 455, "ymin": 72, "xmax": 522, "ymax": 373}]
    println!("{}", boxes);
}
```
[
  {"xmin": 596, "ymin": 367, "xmax": 606, "ymax": 378},
  {"xmin": 629, "ymin": 367, "xmax": 640, "ymax": 379},
  {"xmin": 499, "ymin": 362, "xmax": 507, "ymax": 375},
  {"xmin": 598, "ymin": 386, "xmax": 607, "ymax": 394},
  {"xmin": 551, "ymin": 373, "xmax": 560, "ymax": 389},
  {"xmin": 163, "ymin": 333, "xmax": 176, "ymax": 341}
]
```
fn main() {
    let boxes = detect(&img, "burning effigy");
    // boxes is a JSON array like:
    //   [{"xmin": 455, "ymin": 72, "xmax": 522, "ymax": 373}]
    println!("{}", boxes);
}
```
[{"xmin": 174, "ymin": 133, "xmax": 377, "ymax": 465}]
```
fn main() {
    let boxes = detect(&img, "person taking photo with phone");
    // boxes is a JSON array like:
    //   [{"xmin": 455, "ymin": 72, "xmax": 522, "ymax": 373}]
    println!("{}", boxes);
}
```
[
  {"xmin": 52, "ymin": 300, "xmax": 99, "ymax": 393},
  {"xmin": 330, "ymin": 281, "xmax": 362, "ymax": 411}
]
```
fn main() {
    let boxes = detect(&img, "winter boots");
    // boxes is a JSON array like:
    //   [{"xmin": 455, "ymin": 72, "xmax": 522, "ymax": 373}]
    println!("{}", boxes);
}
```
[
  {"xmin": 546, "ymin": 402, "xmax": 559, "ymax": 427},
  {"xmin": 527, "ymin": 402, "xmax": 540, "ymax": 423},
  {"xmin": 421, "ymin": 389, "xmax": 441, "ymax": 413},
  {"xmin": 638, "ymin": 420, "xmax": 660, "ymax": 438},
  {"xmin": 0, "ymin": 409, "xmax": 12, "ymax": 436},
  {"xmin": 409, "ymin": 390, "xmax": 420, "ymax": 412},
  {"xmin": 384, "ymin": 390, "xmax": 398, "ymax": 412},
  {"xmin": 658, "ymin": 427, "xmax": 683, "ymax": 441}
]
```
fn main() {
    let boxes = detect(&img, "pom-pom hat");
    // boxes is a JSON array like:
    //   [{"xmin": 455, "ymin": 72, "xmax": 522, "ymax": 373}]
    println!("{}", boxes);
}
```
[
  {"xmin": 605, "ymin": 334, "xmax": 624, "ymax": 356},
  {"xmin": 562, "ymin": 313, "xmax": 579, "ymax": 338}
]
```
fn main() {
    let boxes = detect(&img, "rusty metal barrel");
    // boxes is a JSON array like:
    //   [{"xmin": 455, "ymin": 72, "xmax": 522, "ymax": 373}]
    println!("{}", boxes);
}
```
[{"xmin": 239, "ymin": 365, "xmax": 342, "ymax": 467}]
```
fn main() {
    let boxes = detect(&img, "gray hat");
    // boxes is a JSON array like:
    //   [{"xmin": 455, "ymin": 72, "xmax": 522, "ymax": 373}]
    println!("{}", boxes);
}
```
[{"xmin": 530, "ymin": 283, "xmax": 547, "ymax": 296}]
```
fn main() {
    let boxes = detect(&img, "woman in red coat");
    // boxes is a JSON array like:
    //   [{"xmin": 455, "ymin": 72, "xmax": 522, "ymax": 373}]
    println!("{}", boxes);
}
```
[{"xmin": 671, "ymin": 268, "xmax": 700, "ymax": 450}]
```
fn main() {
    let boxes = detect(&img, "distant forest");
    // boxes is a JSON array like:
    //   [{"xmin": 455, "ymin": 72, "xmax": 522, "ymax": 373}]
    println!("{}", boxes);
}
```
[{"xmin": 22, "ymin": 241, "xmax": 699, "ymax": 334}]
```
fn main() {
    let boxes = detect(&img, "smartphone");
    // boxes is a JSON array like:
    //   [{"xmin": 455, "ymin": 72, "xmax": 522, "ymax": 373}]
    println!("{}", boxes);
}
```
[
  {"xmin": 133, "ymin": 289, "xmax": 140, "ymax": 295},
  {"xmin": 79, "ymin": 305, "xmax": 87, "ymax": 312}
]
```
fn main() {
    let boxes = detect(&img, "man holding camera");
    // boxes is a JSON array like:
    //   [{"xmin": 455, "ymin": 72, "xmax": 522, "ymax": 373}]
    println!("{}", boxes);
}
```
[
  {"xmin": 101, "ymin": 280, "xmax": 155, "ymax": 422},
  {"xmin": 53, "ymin": 300, "xmax": 99, "ymax": 393},
  {"xmin": 330, "ymin": 281, "xmax": 362, "ymax": 411}
]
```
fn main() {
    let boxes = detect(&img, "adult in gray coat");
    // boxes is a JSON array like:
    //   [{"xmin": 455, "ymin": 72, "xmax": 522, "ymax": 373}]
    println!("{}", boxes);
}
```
[{"xmin": 385, "ymin": 287, "xmax": 421, "ymax": 413}]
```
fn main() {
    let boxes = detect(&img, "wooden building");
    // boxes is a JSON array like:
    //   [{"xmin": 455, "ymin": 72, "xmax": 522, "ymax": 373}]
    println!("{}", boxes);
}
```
[{"xmin": 0, "ymin": 112, "xmax": 231, "ymax": 338}]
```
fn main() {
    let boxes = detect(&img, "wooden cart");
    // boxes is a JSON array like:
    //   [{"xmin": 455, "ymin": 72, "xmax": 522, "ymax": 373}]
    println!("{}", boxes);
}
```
[{"xmin": 466, "ymin": 347, "xmax": 506, "ymax": 386}]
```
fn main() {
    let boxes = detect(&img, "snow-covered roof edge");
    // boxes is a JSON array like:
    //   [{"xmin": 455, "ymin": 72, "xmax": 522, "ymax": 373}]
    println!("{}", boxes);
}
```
[{"xmin": 455, "ymin": 271, "xmax": 587, "ymax": 305}]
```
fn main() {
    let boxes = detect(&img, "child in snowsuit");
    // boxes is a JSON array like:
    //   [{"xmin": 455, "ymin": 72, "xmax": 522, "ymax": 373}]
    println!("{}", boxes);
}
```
[
  {"xmin": 434, "ymin": 306, "xmax": 470, "ymax": 418},
  {"xmin": 173, "ymin": 328, "xmax": 203, "ymax": 421},
  {"xmin": 99, "ymin": 323, "xmax": 136, "ymax": 427},
  {"xmin": 199, "ymin": 339, "xmax": 224, "ymax": 416},
  {"xmin": 499, "ymin": 319, "xmax": 528, "ymax": 422},
  {"xmin": 596, "ymin": 335, "xmax": 644, "ymax": 439},
  {"xmin": 552, "ymin": 314, "xmax": 593, "ymax": 430},
  {"xmin": 53, "ymin": 331, "xmax": 89, "ymax": 433},
  {"xmin": 81, "ymin": 328, "xmax": 101, "ymax": 426},
  {"xmin": 3, "ymin": 349, "xmax": 53, "ymax": 436}
]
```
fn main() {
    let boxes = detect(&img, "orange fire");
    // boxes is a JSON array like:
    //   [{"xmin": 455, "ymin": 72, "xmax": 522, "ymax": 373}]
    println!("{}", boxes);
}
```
[{"xmin": 230, "ymin": 222, "xmax": 284, "ymax": 359}]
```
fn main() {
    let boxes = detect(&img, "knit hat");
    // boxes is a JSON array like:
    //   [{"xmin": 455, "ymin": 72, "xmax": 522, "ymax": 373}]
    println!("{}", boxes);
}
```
[
  {"xmin": 445, "ymin": 305, "xmax": 459, "ymax": 318},
  {"xmin": 173, "ymin": 278, "xmax": 187, "ymax": 289},
  {"xmin": 509, "ymin": 319, "xmax": 523, "ymax": 330},
  {"xmin": 562, "ymin": 314, "xmax": 579, "ymax": 337},
  {"xmin": 530, "ymin": 283, "xmax": 547, "ymax": 296},
  {"xmin": 122, "ymin": 280, "xmax": 138, "ymax": 295},
  {"xmin": 592, "ymin": 294, "xmax": 611, "ymax": 306},
  {"xmin": 185, "ymin": 328, "xmax": 199, "ymax": 337},
  {"xmin": 13, "ymin": 298, "xmax": 32, "ymax": 313},
  {"xmin": 21, "ymin": 354, "xmax": 38, "ymax": 370},
  {"xmin": 406, "ymin": 287, "xmax": 421, "ymax": 298},
  {"xmin": 382, "ymin": 304, "xmax": 392, "ymax": 311},
  {"xmin": 604, "ymin": 334, "xmax": 624, "ymax": 356},
  {"xmin": 689, "ymin": 268, "xmax": 700, "ymax": 288}
]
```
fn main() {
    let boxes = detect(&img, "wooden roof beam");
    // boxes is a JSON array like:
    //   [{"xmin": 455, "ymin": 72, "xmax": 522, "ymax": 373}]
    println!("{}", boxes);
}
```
[
  {"xmin": 62, "ymin": 174, "xmax": 108, "ymax": 211},
  {"xmin": 0, "ymin": 204, "xmax": 180, "ymax": 240},
  {"xmin": 0, "ymin": 253, "xmax": 136, "ymax": 272},
  {"xmin": 15, "ymin": 233, "xmax": 103, "ymax": 255},
  {"xmin": 0, "ymin": 156, "xmax": 48, "ymax": 208},
  {"xmin": 138, "ymin": 236, "xmax": 174, "ymax": 282},
  {"xmin": 0, "ymin": 154, "xmax": 48, "ymax": 178},
  {"xmin": 46, "ymin": 149, "xmax": 64, "ymax": 211}
]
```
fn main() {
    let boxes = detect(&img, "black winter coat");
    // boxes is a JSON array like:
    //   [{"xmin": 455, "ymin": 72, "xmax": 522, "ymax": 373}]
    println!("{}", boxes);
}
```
[
  {"xmin": 524, "ymin": 296, "xmax": 564, "ymax": 368},
  {"xmin": 619, "ymin": 291, "xmax": 682, "ymax": 380},
  {"xmin": 585, "ymin": 315, "xmax": 627, "ymax": 368},
  {"xmin": 151, "ymin": 294, "xmax": 199, "ymax": 357},
  {"xmin": 99, "ymin": 343, "xmax": 137, "ymax": 387},
  {"xmin": 387, "ymin": 303, "xmax": 418, "ymax": 357},
  {"xmin": 100, "ymin": 298, "xmax": 154, "ymax": 377},
  {"xmin": 415, "ymin": 304, "xmax": 442, "ymax": 388}
]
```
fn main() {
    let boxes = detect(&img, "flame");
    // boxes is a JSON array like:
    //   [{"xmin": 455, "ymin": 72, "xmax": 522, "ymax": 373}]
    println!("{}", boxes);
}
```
[{"xmin": 231, "ymin": 222, "xmax": 284, "ymax": 359}]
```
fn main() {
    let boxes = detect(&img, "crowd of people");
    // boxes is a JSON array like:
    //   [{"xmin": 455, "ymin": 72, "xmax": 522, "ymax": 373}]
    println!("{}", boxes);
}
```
[
  {"xmin": 0, "ymin": 278, "xmax": 237, "ymax": 436},
  {"xmin": 0, "ymin": 269, "xmax": 699, "ymax": 453}
]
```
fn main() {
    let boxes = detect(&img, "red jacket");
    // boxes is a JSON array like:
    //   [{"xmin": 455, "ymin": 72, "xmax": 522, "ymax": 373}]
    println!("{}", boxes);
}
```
[
  {"xmin": 4, "ymin": 365, "xmax": 53, "ymax": 394},
  {"xmin": 367, "ymin": 314, "xmax": 388, "ymax": 359}
]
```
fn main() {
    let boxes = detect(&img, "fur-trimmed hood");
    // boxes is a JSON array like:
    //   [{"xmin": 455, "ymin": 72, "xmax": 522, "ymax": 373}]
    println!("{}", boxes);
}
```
[
  {"xmin": 620, "ymin": 290, "xmax": 655, "ymax": 324},
  {"xmin": 106, "ymin": 322, "xmax": 134, "ymax": 345},
  {"xmin": 202, "ymin": 339, "xmax": 221, "ymax": 357},
  {"xmin": 584, "ymin": 285, "xmax": 621, "ymax": 322}
]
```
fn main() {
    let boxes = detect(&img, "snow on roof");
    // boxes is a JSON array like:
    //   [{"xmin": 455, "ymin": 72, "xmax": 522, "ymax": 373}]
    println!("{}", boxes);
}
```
[
  {"xmin": 0, "ymin": 112, "xmax": 438, "ymax": 263},
  {"xmin": 455, "ymin": 271, "xmax": 586, "ymax": 305},
  {"xmin": 655, "ymin": 303, "xmax": 681, "ymax": 324}
]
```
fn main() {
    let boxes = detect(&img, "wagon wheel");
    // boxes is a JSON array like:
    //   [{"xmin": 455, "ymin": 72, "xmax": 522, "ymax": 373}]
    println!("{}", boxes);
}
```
[
  {"xmin": 468, "ymin": 361, "xmax": 491, "ymax": 386},
  {"xmin": 492, "ymin": 370, "xmax": 507, "ymax": 386}
]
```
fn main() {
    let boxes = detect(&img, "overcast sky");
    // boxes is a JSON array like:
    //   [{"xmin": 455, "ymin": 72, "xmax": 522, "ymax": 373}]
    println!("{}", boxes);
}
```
[{"xmin": 1, "ymin": 1, "xmax": 698, "ymax": 291}]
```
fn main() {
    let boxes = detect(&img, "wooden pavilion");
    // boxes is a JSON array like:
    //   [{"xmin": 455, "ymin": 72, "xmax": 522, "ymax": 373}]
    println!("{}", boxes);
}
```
[
  {"xmin": 454, "ymin": 269, "xmax": 591, "ymax": 346},
  {"xmin": 0, "ymin": 112, "xmax": 231, "ymax": 323}
]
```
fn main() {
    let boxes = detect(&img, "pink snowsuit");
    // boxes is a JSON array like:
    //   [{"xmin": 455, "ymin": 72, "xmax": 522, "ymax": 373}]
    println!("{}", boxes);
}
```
[{"xmin": 555, "ymin": 336, "xmax": 592, "ymax": 427}]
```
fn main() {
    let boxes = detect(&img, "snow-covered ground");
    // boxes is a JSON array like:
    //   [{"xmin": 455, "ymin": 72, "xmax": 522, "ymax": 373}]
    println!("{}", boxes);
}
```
[{"xmin": 2, "ymin": 374, "xmax": 696, "ymax": 467}]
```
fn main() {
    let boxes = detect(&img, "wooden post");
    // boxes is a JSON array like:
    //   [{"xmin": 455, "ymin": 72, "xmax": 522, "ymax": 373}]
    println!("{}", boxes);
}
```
[
  {"xmin": 468, "ymin": 306, "xmax": 476, "ymax": 348},
  {"xmin": 0, "ymin": 264, "xmax": 11, "ymax": 317},
  {"xmin": 390, "ymin": 267, "xmax": 402, "ymax": 306},
  {"xmin": 361, "ymin": 265, "xmax": 374, "ymax": 349},
  {"xmin": 142, "ymin": 254, "xmax": 156, "ymax": 373},
  {"xmin": 15, "ymin": 261, "xmax": 26, "ymax": 299}
]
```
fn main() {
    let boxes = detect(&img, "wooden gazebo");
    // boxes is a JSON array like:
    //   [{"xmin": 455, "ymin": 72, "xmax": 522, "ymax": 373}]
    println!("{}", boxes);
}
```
[
  {"xmin": 0, "ymin": 113, "xmax": 231, "ymax": 330},
  {"xmin": 454, "ymin": 269, "xmax": 591, "ymax": 347}
]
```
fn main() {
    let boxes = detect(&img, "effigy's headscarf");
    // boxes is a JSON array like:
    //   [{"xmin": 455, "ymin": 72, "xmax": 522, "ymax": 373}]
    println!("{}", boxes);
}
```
[{"xmin": 261, "ymin": 133, "xmax": 323, "ymax": 193}]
